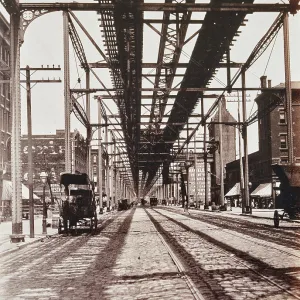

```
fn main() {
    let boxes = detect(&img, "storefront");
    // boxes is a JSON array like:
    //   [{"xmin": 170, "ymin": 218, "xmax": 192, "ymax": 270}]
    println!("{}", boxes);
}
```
[
  {"xmin": 250, "ymin": 183, "xmax": 273, "ymax": 208},
  {"xmin": 225, "ymin": 182, "xmax": 241, "ymax": 208}
]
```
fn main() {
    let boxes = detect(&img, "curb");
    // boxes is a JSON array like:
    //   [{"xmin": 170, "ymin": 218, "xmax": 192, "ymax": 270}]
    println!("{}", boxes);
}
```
[
  {"xmin": 0, "ymin": 211, "xmax": 117, "ymax": 257},
  {"xmin": 0, "ymin": 233, "xmax": 57, "ymax": 257}
]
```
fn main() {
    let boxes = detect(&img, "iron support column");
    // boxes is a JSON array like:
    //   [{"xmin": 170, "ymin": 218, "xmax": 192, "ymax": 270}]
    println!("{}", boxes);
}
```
[
  {"xmin": 219, "ymin": 100, "xmax": 225, "ymax": 208},
  {"xmin": 202, "ymin": 98, "xmax": 209, "ymax": 209},
  {"xmin": 86, "ymin": 70, "xmax": 91, "ymax": 177},
  {"xmin": 63, "ymin": 11, "xmax": 71, "ymax": 172},
  {"xmin": 42, "ymin": 184, "xmax": 47, "ymax": 234},
  {"xmin": 97, "ymin": 99, "xmax": 103, "ymax": 212},
  {"xmin": 113, "ymin": 141, "xmax": 117, "ymax": 209},
  {"xmin": 26, "ymin": 66, "xmax": 34, "ymax": 238},
  {"xmin": 194, "ymin": 134, "xmax": 198, "ymax": 209},
  {"xmin": 283, "ymin": 12, "xmax": 293, "ymax": 164},
  {"xmin": 176, "ymin": 173, "xmax": 179, "ymax": 205},
  {"xmin": 242, "ymin": 71, "xmax": 251, "ymax": 214},
  {"xmin": 10, "ymin": 11, "xmax": 24, "ymax": 242},
  {"xmin": 105, "ymin": 127, "xmax": 110, "ymax": 208}
]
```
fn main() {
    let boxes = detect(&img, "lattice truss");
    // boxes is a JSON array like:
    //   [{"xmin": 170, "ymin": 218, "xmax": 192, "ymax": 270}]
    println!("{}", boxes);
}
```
[{"xmin": 9, "ymin": 0, "xmax": 299, "ymax": 196}]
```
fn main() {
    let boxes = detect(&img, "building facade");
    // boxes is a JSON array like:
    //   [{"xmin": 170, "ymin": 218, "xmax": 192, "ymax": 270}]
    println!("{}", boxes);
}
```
[
  {"xmin": 0, "ymin": 13, "xmax": 11, "ymax": 212},
  {"xmin": 188, "ymin": 160, "xmax": 211, "ymax": 206},
  {"xmin": 208, "ymin": 98, "xmax": 237, "ymax": 205},
  {"xmin": 91, "ymin": 148, "xmax": 106, "ymax": 196},
  {"xmin": 0, "ymin": 12, "xmax": 10, "ymax": 178},
  {"xmin": 226, "ymin": 77, "xmax": 300, "ymax": 208},
  {"xmin": 21, "ymin": 129, "xmax": 88, "ymax": 197}
]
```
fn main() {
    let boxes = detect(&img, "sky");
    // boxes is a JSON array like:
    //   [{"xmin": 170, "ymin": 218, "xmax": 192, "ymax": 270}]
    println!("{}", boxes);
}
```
[{"xmin": 1, "ymin": 0, "xmax": 300, "ymax": 157}]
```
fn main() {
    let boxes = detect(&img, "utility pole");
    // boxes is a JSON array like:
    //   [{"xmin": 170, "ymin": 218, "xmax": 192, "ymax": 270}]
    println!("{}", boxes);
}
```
[
  {"xmin": 242, "ymin": 71, "xmax": 251, "ymax": 214},
  {"xmin": 238, "ymin": 93, "xmax": 245, "ymax": 212},
  {"xmin": 283, "ymin": 12, "xmax": 293, "ymax": 164},
  {"xmin": 24, "ymin": 65, "xmax": 61, "ymax": 237}
]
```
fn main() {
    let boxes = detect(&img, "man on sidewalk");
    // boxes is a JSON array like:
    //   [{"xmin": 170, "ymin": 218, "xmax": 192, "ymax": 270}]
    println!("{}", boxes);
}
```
[{"xmin": 184, "ymin": 200, "xmax": 190, "ymax": 215}]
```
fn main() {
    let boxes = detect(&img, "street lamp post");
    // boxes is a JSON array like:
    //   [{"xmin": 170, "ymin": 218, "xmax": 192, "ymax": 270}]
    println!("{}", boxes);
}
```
[{"xmin": 40, "ymin": 171, "xmax": 48, "ymax": 234}]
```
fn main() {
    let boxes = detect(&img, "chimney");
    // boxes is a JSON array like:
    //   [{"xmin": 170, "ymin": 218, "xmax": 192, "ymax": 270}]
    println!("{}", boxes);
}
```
[
  {"xmin": 260, "ymin": 75, "xmax": 267, "ymax": 88},
  {"xmin": 221, "ymin": 95, "xmax": 226, "ymax": 110},
  {"xmin": 268, "ymin": 79, "xmax": 272, "ymax": 88}
]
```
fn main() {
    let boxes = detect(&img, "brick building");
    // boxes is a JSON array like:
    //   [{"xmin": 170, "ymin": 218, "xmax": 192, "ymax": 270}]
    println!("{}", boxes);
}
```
[
  {"xmin": 0, "ymin": 12, "xmax": 11, "ymax": 213},
  {"xmin": 226, "ymin": 77, "xmax": 300, "ymax": 208},
  {"xmin": 91, "ymin": 148, "xmax": 106, "ymax": 196},
  {"xmin": 0, "ymin": 12, "xmax": 10, "ymax": 179},
  {"xmin": 208, "ymin": 98, "xmax": 237, "ymax": 205},
  {"xmin": 21, "ymin": 129, "xmax": 88, "ymax": 197}
]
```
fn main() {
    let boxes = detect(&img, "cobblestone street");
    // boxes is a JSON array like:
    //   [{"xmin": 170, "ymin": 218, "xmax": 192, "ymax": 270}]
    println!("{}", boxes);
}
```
[{"xmin": 1, "ymin": 206, "xmax": 300, "ymax": 299}]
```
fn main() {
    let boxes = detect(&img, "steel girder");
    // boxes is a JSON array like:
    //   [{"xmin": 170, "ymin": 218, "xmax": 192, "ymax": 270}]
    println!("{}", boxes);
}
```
[
  {"xmin": 148, "ymin": 0, "xmax": 195, "ymax": 130},
  {"xmin": 142, "ymin": 0, "xmax": 254, "ymax": 192},
  {"xmin": 0, "ymin": 0, "xmax": 19, "ymax": 14},
  {"xmin": 139, "ymin": 0, "xmax": 195, "ymax": 194},
  {"xmin": 164, "ymin": 0, "xmax": 255, "ymax": 142},
  {"xmin": 98, "ymin": 0, "xmax": 143, "ymax": 194}
]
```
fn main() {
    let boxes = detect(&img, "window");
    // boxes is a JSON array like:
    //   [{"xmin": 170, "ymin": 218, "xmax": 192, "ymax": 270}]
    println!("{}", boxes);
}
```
[
  {"xmin": 1, "ymin": 109, "xmax": 4, "ymax": 131},
  {"xmin": 280, "ymin": 134, "xmax": 287, "ymax": 149},
  {"xmin": 279, "ymin": 109, "xmax": 286, "ymax": 124},
  {"xmin": 93, "ymin": 166, "xmax": 97, "ymax": 173},
  {"xmin": 93, "ymin": 155, "xmax": 97, "ymax": 163}
]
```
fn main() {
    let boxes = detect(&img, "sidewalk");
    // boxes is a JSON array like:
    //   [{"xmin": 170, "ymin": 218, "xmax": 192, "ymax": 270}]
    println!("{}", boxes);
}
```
[
  {"xmin": 169, "ymin": 204, "xmax": 300, "ymax": 223},
  {"xmin": 0, "ymin": 210, "xmax": 116, "ymax": 255},
  {"xmin": 0, "ymin": 216, "xmax": 58, "ymax": 255}
]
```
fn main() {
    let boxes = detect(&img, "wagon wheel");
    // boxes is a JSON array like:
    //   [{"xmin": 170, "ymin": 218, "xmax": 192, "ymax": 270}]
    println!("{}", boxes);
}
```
[
  {"xmin": 90, "ymin": 216, "xmax": 94, "ymax": 233},
  {"xmin": 94, "ymin": 215, "xmax": 98, "ymax": 231},
  {"xmin": 274, "ymin": 210, "xmax": 280, "ymax": 228}
]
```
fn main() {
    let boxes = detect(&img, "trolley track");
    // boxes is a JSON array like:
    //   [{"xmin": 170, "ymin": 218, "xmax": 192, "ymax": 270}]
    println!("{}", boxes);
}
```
[
  {"xmin": 163, "ymin": 207, "xmax": 300, "ymax": 250},
  {"xmin": 147, "ymin": 208, "xmax": 300, "ymax": 300},
  {"xmin": 145, "ymin": 210, "xmax": 208, "ymax": 300}
]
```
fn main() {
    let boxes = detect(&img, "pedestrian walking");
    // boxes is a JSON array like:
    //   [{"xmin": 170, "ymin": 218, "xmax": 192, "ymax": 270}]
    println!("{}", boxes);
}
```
[{"xmin": 184, "ymin": 200, "xmax": 190, "ymax": 214}]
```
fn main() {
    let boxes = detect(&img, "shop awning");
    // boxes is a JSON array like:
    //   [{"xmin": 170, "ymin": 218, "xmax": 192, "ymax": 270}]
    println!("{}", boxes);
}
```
[
  {"xmin": 1, "ymin": 180, "xmax": 40, "ymax": 200},
  {"xmin": 225, "ymin": 183, "xmax": 240, "ymax": 197},
  {"xmin": 250, "ymin": 183, "xmax": 272, "ymax": 198}
]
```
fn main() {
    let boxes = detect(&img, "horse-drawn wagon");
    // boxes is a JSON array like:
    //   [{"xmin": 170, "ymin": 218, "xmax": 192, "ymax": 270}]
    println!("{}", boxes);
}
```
[{"xmin": 58, "ymin": 172, "xmax": 98, "ymax": 234}]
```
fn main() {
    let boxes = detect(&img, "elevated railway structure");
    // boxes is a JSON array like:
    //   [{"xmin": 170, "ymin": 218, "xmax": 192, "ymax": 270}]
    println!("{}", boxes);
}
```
[{"xmin": 1, "ymin": 0, "xmax": 299, "ymax": 241}]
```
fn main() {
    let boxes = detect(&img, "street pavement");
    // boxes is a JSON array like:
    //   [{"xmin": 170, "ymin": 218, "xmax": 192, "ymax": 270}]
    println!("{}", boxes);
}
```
[
  {"xmin": 0, "ymin": 206, "xmax": 299, "ymax": 299},
  {"xmin": 0, "ymin": 208, "xmax": 196, "ymax": 300}
]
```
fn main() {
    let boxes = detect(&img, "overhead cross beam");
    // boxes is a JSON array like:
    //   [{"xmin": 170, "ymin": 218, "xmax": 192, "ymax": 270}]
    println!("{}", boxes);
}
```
[
  {"xmin": 19, "ymin": 3, "xmax": 295, "ymax": 13},
  {"xmin": 1, "ymin": 0, "xmax": 19, "ymax": 14}
]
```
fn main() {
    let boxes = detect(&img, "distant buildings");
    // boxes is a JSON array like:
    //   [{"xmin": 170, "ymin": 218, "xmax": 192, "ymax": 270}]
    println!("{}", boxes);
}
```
[
  {"xmin": 208, "ymin": 98, "xmax": 237, "ymax": 205},
  {"xmin": 188, "ymin": 160, "xmax": 211, "ymax": 206},
  {"xmin": 91, "ymin": 148, "xmax": 106, "ymax": 196},
  {"xmin": 21, "ymin": 129, "xmax": 88, "ymax": 197}
]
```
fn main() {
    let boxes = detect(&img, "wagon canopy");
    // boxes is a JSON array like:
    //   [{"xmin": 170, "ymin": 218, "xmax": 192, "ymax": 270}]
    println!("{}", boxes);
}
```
[
  {"xmin": 272, "ymin": 164, "xmax": 300, "ymax": 187},
  {"xmin": 60, "ymin": 173, "xmax": 90, "ymax": 187}
]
